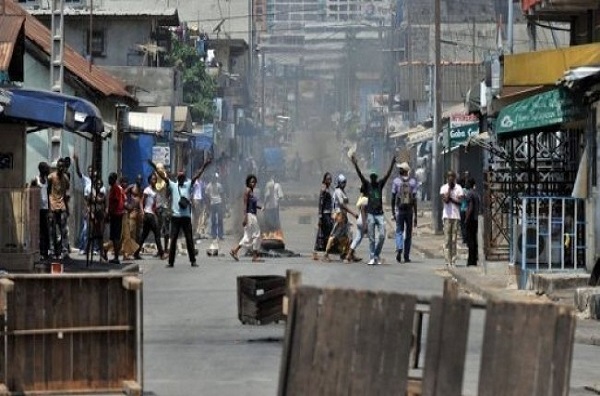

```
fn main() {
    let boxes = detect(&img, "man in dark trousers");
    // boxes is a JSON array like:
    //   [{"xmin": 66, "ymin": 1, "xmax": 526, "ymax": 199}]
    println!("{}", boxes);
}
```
[
  {"xmin": 465, "ymin": 178, "xmax": 480, "ymax": 266},
  {"xmin": 350, "ymin": 154, "xmax": 396, "ymax": 265},
  {"xmin": 150, "ymin": 159, "xmax": 211, "ymax": 268},
  {"xmin": 391, "ymin": 162, "xmax": 418, "ymax": 263}
]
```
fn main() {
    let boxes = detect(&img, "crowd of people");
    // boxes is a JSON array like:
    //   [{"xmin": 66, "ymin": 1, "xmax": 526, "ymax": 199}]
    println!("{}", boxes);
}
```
[
  {"xmin": 30, "ymin": 151, "xmax": 479, "ymax": 268},
  {"xmin": 32, "ymin": 155, "xmax": 212, "ymax": 267},
  {"xmin": 309, "ymin": 155, "xmax": 481, "ymax": 267}
]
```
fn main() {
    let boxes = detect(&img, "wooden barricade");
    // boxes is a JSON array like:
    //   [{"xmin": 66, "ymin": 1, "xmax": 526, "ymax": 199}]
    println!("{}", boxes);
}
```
[
  {"xmin": 278, "ymin": 287, "xmax": 417, "ymax": 395},
  {"xmin": 0, "ymin": 273, "xmax": 143, "ymax": 395},
  {"xmin": 278, "ymin": 279, "xmax": 577, "ymax": 396},
  {"xmin": 477, "ymin": 300, "xmax": 575, "ymax": 396}
]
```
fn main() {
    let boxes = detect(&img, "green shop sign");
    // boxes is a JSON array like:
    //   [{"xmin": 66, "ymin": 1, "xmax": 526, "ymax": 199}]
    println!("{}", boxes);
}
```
[
  {"xmin": 495, "ymin": 88, "xmax": 585, "ymax": 137},
  {"xmin": 449, "ymin": 122, "xmax": 480, "ymax": 148}
]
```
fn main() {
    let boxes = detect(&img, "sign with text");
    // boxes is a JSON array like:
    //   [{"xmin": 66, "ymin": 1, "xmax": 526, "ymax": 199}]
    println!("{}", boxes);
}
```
[
  {"xmin": 495, "ymin": 88, "xmax": 585, "ymax": 137},
  {"xmin": 449, "ymin": 122, "xmax": 480, "ymax": 148}
]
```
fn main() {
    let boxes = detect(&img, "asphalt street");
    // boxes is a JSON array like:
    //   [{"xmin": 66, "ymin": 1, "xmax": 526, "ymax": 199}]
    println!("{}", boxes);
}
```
[{"xmin": 139, "ymin": 206, "xmax": 600, "ymax": 396}]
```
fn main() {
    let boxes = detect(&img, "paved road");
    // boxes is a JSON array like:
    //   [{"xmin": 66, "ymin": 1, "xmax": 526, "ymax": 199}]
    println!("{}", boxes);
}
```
[{"xmin": 138, "ymin": 206, "xmax": 600, "ymax": 396}]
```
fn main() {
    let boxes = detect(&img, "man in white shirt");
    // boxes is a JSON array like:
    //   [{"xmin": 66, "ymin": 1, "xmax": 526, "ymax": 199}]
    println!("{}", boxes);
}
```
[
  {"xmin": 31, "ymin": 162, "xmax": 50, "ymax": 260},
  {"xmin": 73, "ymin": 153, "xmax": 103, "ymax": 255},
  {"xmin": 205, "ymin": 172, "xmax": 225, "ymax": 240},
  {"xmin": 440, "ymin": 170, "xmax": 464, "ymax": 266},
  {"xmin": 263, "ymin": 175, "xmax": 284, "ymax": 233}
]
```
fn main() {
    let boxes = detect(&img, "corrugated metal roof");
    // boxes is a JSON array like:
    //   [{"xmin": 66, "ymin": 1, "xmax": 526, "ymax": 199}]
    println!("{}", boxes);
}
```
[
  {"xmin": 0, "ymin": 15, "xmax": 25, "ymax": 71},
  {"xmin": 5, "ymin": 0, "xmax": 135, "ymax": 104},
  {"xmin": 28, "ymin": 8, "xmax": 179, "ymax": 25}
]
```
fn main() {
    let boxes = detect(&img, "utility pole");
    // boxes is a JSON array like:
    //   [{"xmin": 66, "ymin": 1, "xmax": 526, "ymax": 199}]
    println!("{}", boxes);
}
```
[
  {"xmin": 431, "ymin": 0, "xmax": 442, "ymax": 234},
  {"xmin": 49, "ymin": 0, "xmax": 65, "ymax": 163},
  {"xmin": 260, "ymin": 51, "xmax": 265, "ymax": 132},
  {"xmin": 406, "ymin": 7, "xmax": 414, "ymax": 127}
]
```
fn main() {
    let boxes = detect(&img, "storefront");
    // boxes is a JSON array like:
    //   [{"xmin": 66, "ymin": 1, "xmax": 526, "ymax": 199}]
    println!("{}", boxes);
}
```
[{"xmin": 491, "ymin": 86, "xmax": 589, "ymax": 274}]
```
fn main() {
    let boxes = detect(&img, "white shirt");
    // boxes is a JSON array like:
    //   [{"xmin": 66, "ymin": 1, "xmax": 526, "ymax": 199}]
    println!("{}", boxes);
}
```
[
  {"xmin": 440, "ymin": 183, "xmax": 464, "ymax": 220},
  {"xmin": 264, "ymin": 179, "xmax": 284, "ymax": 209},
  {"xmin": 333, "ymin": 187, "xmax": 349, "ymax": 214},
  {"xmin": 36, "ymin": 175, "xmax": 49, "ymax": 210},
  {"xmin": 143, "ymin": 186, "xmax": 158, "ymax": 214},
  {"xmin": 192, "ymin": 180, "xmax": 204, "ymax": 200},
  {"xmin": 205, "ymin": 182, "xmax": 223, "ymax": 205},
  {"xmin": 356, "ymin": 196, "xmax": 368, "ymax": 225}
]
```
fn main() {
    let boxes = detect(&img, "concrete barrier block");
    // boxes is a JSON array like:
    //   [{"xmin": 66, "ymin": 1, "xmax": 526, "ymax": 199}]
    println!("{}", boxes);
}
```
[
  {"xmin": 530, "ymin": 272, "xmax": 589, "ymax": 294},
  {"xmin": 574, "ymin": 287, "xmax": 600, "ymax": 319}
]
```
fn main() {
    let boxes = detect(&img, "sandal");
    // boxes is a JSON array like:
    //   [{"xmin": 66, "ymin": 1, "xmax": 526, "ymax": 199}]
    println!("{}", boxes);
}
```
[
  {"xmin": 321, "ymin": 256, "xmax": 332, "ymax": 263},
  {"xmin": 252, "ymin": 258, "xmax": 265, "ymax": 263},
  {"xmin": 229, "ymin": 250, "xmax": 239, "ymax": 261}
]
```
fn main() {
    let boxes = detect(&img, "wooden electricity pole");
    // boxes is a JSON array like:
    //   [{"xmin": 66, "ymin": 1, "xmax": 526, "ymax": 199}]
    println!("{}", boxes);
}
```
[{"xmin": 431, "ymin": 0, "xmax": 442, "ymax": 233}]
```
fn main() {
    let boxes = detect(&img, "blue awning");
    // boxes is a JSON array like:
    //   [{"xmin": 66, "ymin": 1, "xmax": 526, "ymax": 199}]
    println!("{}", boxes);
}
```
[{"xmin": 0, "ymin": 88, "xmax": 104, "ymax": 135}]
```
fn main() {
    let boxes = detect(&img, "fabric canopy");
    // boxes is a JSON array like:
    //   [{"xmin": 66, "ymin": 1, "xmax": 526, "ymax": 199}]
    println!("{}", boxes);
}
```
[
  {"xmin": 495, "ymin": 87, "xmax": 585, "ymax": 138},
  {"xmin": 0, "ymin": 88, "xmax": 103, "ymax": 134}
]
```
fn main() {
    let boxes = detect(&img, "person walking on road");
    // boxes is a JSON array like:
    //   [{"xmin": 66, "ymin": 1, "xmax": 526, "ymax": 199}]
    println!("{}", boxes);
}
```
[
  {"xmin": 47, "ymin": 158, "xmax": 71, "ymax": 260},
  {"xmin": 350, "ymin": 154, "xmax": 395, "ymax": 265},
  {"xmin": 391, "ymin": 162, "xmax": 418, "ymax": 263},
  {"xmin": 73, "ymin": 153, "xmax": 100, "ymax": 255},
  {"xmin": 263, "ymin": 174, "xmax": 284, "ymax": 233},
  {"xmin": 312, "ymin": 172, "xmax": 334, "ymax": 261},
  {"xmin": 322, "ymin": 174, "xmax": 358, "ymax": 262},
  {"xmin": 154, "ymin": 163, "xmax": 172, "ymax": 255},
  {"xmin": 440, "ymin": 170, "xmax": 464, "ymax": 266},
  {"xmin": 106, "ymin": 172, "xmax": 125, "ymax": 264},
  {"xmin": 192, "ymin": 177, "xmax": 207, "ymax": 238},
  {"xmin": 230, "ymin": 174, "xmax": 264, "ymax": 262},
  {"xmin": 345, "ymin": 184, "xmax": 368, "ymax": 263},
  {"xmin": 88, "ymin": 178, "xmax": 107, "ymax": 262},
  {"xmin": 150, "ymin": 159, "xmax": 211, "ymax": 268},
  {"xmin": 465, "ymin": 178, "xmax": 480, "ymax": 266},
  {"xmin": 134, "ymin": 173, "xmax": 168, "ymax": 260},
  {"xmin": 31, "ymin": 162, "xmax": 51, "ymax": 260},
  {"xmin": 205, "ymin": 172, "xmax": 225, "ymax": 240}
]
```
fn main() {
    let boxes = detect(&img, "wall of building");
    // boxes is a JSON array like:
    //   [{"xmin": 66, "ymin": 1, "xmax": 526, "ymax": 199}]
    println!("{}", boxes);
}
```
[
  {"xmin": 102, "ymin": 66, "xmax": 180, "ymax": 107},
  {"xmin": 34, "ymin": 16, "xmax": 155, "ymax": 67}
]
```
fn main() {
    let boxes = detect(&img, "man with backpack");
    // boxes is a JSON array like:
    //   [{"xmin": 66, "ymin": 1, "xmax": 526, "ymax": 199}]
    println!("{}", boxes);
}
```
[{"xmin": 391, "ymin": 162, "xmax": 418, "ymax": 263}]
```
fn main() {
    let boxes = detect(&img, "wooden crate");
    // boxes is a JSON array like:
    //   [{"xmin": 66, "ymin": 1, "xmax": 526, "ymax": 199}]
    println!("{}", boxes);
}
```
[
  {"xmin": 0, "ymin": 273, "xmax": 143, "ymax": 395},
  {"xmin": 237, "ymin": 275, "xmax": 285, "ymax": 325}
]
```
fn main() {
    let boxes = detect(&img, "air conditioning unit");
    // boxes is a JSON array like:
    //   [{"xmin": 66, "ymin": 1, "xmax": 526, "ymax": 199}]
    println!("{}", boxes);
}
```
[{"xmin": 513, "ymin": 223, "xmax": 562, "ymax": 266}]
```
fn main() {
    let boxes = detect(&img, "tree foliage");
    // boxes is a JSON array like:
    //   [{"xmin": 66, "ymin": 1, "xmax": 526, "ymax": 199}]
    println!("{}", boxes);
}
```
[{"xmin": 166, "ymin": 38, "xmax": 216, "ymax": 123}]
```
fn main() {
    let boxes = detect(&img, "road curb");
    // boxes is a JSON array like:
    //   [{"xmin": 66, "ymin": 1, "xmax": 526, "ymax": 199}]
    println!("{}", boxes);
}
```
[{"xmin": 447, "ymin": 267, "xmax": 600, "ymax": 346}]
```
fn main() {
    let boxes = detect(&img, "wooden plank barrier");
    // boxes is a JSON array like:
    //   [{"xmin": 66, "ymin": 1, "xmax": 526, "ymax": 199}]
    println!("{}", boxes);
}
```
[
  {"xmin": 278, "ymin": 286, "xmax": 417, "ymax": 396},
  {"xmin": 421, "ymin": 295, "xmax": 471, "ymax": 396},
  {"xmin": 277, "ymin": 278, "xmax": 577, "ymax": 396},
  {"xmin": 0, "ymin": 273, "xmax": 142, "ymax": 394},
  {"xmin": 477, "ymin": 300, "xmax": 576, "ymax": 396}
]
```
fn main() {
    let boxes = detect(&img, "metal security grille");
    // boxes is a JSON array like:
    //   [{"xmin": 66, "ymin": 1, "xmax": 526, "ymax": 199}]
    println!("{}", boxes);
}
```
[
  {"xmin": 483, "ymin": 129, "xmax": 583, "ymax": 261},
  {"xmin": 517, "ymin": 196, "xmax": 586, "ymax": 271}
]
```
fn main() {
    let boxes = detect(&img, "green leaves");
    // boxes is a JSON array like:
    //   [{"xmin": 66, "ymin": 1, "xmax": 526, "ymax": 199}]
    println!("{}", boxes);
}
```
[{"xmin": 166, "ymin": 37, "xmax": 217, "ymax": 123}]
